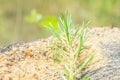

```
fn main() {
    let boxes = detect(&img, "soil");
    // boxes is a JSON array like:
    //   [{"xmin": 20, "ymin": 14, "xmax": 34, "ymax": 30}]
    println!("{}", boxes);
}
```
[{"xmin": 0, "ymin": 27, "xmax": 120, "ymax": 80}]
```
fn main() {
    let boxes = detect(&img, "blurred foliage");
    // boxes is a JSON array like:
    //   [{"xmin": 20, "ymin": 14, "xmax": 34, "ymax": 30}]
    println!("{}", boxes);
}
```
[
  {"xmin": 0, "ymin": 0, "xmax": 120, "ymax": 46},
  {"xmin": 25, "ymin": 10, "xmax": 58, "ymax": 29},
  {"xmin": 79, "ymin": 0, "xmax": 120, "ymax": 26},
  {"xmin": 25, "ymin": 10, "xmax": 42, "ymax": 24}
]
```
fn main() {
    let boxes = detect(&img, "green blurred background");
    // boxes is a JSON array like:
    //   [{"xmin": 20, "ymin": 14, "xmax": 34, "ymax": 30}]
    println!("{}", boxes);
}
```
[{"xmin": 0, "ymin": 0, "xmax": 120, "ymax": 46}]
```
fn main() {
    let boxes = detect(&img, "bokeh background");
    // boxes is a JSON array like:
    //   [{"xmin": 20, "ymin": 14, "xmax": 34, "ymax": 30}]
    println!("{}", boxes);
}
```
[{"xmin": 0, "ymin": 0, "xmax": 120, "ymax": 46}]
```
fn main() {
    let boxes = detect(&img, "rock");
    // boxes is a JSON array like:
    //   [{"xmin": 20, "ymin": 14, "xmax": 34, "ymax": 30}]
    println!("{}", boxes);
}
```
[{"xmin": 0, "ymin": 27, "xmax": 120, "ymax": 80}]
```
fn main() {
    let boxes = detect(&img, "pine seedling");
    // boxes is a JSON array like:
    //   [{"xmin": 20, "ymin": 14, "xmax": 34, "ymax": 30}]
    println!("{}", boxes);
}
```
[{"xmin": 44, "ymin": 12, "xmax": 94, "ymax": 80}]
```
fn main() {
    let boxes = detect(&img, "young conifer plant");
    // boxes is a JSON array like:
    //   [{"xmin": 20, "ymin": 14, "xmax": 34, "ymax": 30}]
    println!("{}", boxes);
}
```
[{"xmin": 46, "ymin": 12, "xmax": 94, "ymax": 80}]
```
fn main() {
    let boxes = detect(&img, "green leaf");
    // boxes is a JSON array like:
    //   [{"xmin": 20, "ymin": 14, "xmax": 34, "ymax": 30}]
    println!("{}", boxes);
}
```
[{"xmin": 41, "ymin": 16, "xmax": 58, "ymax": 30}]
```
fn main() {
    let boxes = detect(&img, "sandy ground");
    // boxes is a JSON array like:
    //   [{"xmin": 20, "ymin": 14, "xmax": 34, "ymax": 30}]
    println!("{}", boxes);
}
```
[{"xmin": 0, "ymin": 27, "xmax": 120, "ymax": 80}]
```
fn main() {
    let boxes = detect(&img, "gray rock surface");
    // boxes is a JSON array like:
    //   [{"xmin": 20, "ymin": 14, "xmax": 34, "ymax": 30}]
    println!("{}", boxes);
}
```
[
  {"xmin": 85, "ymin": 27, "xmax": 120, "ymax": 80},
  {"xmin": 87, "ymin": 42, "xmax": 120, "ymax": 80},
  {"xmin": 0, "ymin": 42, "xmax": 26, "ymax": 53}
]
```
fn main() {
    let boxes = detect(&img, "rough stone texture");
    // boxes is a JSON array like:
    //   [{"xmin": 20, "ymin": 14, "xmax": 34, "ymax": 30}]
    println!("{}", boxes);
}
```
[
  {"xmin": 85, "ymin": 27, "xmax": 120, "ymax": 80},
  {"xmin": 0, "ymin": 27, "xmax": 120, "ymax": 80}
]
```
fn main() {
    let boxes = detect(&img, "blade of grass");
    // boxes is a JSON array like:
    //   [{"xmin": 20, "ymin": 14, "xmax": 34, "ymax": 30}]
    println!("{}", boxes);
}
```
[
  {"xmin": 74, "ymin": 28, "xmax": 87, "ymax": 63},
  {"xmin": 77, "ymin": 54, "xmax": 94, "ymax": 72},
  {"xmin": 49, "ymin": 23, "xmax": 61, "ymax": 41},
  {"xmin": 81, "ymin": 74, "xmax": 90, "ymax": 80}
]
